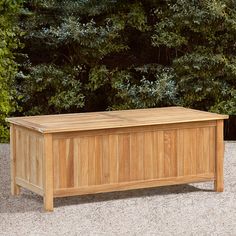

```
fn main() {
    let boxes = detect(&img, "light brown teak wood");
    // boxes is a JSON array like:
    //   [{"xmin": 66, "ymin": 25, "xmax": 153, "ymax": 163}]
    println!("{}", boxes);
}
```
[{"xmin": 7, "ymin": 107, "xmax": 228, "ymax": 211}]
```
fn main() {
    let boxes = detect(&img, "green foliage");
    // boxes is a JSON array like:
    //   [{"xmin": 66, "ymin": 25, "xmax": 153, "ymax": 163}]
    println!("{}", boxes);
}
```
[
  {"xmin": 111, "ymin": 65, "xmax": 178, "ymax": 109},
  {"xmin": 8, "ymin": 0, "xmax": 236, "ymax": 141},
  {"xmin": 152, "ymin": 0, "xmax": 236, "ymax": 113},
  {"xmin": 16, "ymin": 64, "xmax": 85, "ymax": 114},
  {"xmin": 18, "ymin": 0, "xmax": 177, "ymax": 115},
  {"xmin": 0, "ymin": 0, "xmax": 23, "ymax": 142}
]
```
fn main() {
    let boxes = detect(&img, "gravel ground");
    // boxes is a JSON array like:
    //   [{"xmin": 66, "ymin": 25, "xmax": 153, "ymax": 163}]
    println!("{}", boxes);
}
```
[{"xmin": 0, "ymin": 142, "xmax": 236, "ymax": 236}]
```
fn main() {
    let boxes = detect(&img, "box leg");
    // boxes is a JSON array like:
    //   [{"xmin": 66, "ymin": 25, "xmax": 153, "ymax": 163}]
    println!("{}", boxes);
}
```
[
  {"xmin": 44, "ymin": 194, "xmax": 54, "ymax": 211},
  {"xmin": 214, "ymin": 120, "xmax": 224, "ymax": 192},
  {"xmin": 11, "ymin": 183, "xmax": 21, "ymax": 196},
  {"xmin": 10, "ymin": 125, "xmax": 21, "ymax": 195},
  {"xmin": 43, "ymin": 134, "xmax": 54, "ymax": 211}
]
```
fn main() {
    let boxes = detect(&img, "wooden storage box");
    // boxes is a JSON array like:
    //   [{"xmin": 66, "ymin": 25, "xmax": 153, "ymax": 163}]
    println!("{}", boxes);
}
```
[{"xmin": 6, "ymin": 107, "xmax": 228, "ymax": 211}]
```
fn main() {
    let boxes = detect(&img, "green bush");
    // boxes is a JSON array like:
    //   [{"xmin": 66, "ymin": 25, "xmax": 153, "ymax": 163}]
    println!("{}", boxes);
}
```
[
  {"xmin": 0, "ymin": 0, "xmax": 23, "ymax": 142},
  {"xmin": 152, "ymin": 0, "xmax": 236, "ymax": 113},
  {"xmin": 2, "ymin": 0, "xmax": 235, "ymax": 142}
]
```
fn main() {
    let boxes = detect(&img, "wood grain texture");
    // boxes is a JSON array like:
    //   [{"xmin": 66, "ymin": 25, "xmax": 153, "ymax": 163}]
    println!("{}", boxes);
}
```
[
  {"xmin": 54, "ymin": 173, "xmax": 215, "ymax": 198},
  {"xmin": 6, "ymin": 107, "xmax": 228, "ymax": 133},
  {"xmin": 14, "ymin": 126, "xmax": 44, "ymax": 189},
  {"xmin": 51, "ymin": 123, "xmax": 218, "ymax": 194},
  {"xmin": 7, "ymin": 108, "xmax": 227, "ymax": 212},
  {"xmin": 43, "ymin": 134, "xmax": 53, "ymax": 211},
  {"xmin": 215, "ymin": 120, "xmax": 224, "ymax": 192},
  {"xmin": 10, "ymin": 125, "xmax": 21, "ymax": 195}
]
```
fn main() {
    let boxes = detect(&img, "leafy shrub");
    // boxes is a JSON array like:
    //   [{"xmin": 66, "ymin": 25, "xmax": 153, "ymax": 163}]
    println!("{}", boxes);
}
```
[{"xmin": 0, "ymin": 0, "xmax": 23, "ymax": 142}]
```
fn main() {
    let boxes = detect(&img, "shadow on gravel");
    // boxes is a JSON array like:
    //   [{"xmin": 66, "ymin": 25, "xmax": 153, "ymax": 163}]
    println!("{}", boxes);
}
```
[{"xmin": 0, "ymin": 184, "xmax": 213, "ymax": 213}]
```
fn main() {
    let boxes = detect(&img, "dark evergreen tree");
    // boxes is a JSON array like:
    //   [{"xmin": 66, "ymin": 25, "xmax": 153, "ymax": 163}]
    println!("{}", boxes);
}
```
[
  {"xmin": 13, "ymin": 0, "xmax": 236, "ymax": 122},
  {"xmin": 16, "ymin": 0, "xmax": 177, "ymax": 116}
]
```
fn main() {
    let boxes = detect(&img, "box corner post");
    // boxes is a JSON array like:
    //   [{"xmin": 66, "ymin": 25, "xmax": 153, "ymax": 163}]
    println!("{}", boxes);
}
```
[
  {"xmin": 10, "ymin": 124, "xmax": 21, "ymax": 195},
  {"xmin": 43, "ymin": 133, "xmax": 54, "ymax": 211},
  {"xmin": 214, "ymin": 120, "xmax": 224, "ymax": 192}
]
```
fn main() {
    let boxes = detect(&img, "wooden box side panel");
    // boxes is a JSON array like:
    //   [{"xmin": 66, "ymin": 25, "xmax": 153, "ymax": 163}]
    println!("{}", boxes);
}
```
[
  {"xmin": 15, "ymin": 126, "xmax": 44, "ymax": 190},
  {"xmin": 52, "ymin": 122, "xmax": 216, "ymax": 192}
]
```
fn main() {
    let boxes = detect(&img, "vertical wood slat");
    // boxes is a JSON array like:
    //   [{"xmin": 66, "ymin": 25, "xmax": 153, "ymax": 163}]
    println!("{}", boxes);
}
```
[
  {"xmin": 188, "ymin": 128, "xmax": 197, "ymax": 175},
  {"xmin": 156, "ymin": 131, "xmax": 164, "ymax": 178},
  {"xmin": 144, "ymin": 132, "xmax": 153, "ymax": 180},
  {"xmin": 15, "ymin": 128, "xmax": 21, "ymax": 178},
  {"xmin": 102, "ymin": 136, "xmax": 110, "ymax": 184},
  {"xmin": 66, "ymin": 139, "xmax": 74, "ymax": 188},
  {"xmin": 118, "ymin": 134, "xmax": 130, "ymax": 183},
  {"xmin": 79, "ymin": 137, "xmax": 89, "ymax": 186},
  {"xmin": 88, "ymin": 136, "xmax": 96, "ymax": 185},
  {"xmin": 73, "ymin": 138, "xmax": 79, "ymax": 188},
  {"xmin": 130, "ymin": 132, "xmax": 144, "ymax": 181},
  {"xmin": 53, "ymin": 140, "xmax": 60, "ymax": 189},
  {"xmin": 209, "ymin": 127, "xmax": 216, "ymax": 174},
  {"xmin": 29, "ymin": 135, "xmax": 37, "ymax": 185},
  {"xmin": 26, "ymin": 132, "xmax": 30, "ymax": 182},
  {"xmin": 203, "ymin": 128, "xmax": 210, "ymax": 174},
  {"xmin": 59, "ymin": 139, "xmax": 66, "ymax": 188},
  {"xmin": 109, "ymin": 135, "xmax": 118, "ymax": 183},
  {"xmin": 177, "ymin": 129, "xmax": 184, "ymax": 177},
  {"xmin": 164, "ymin": 130, "xmax": 177, "ymax": 177},
  {"xmin": 95, "ymin": 136, "xmax": 102, "ymax": 185},
  {"xmin": 197, "ymin": 128, "xmax": 204, "ymax": 174}
]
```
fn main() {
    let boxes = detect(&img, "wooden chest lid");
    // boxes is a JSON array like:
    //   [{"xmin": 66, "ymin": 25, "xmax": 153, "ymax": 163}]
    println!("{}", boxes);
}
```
[{"xmin": 6, "ymin": 106, "xmax": 229, "ymax": 133}]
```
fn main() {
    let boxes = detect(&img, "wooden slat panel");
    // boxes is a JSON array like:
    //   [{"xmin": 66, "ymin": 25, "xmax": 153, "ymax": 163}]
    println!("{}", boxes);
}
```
[
  {"xmin": 183, "ymin": 129, "xmax": 190, "ymax": 176},
  {"xmin": 130, "ymin": 132, "xmax": 144, "ymax": 181},
  {"xmin": 14, "ymin": 126, "xmax": 44, "ymax": 189},
  {"xmin": 109, "ymin": 135, "xmax": 118, "ymax": 183},
  {"xmin": 15, "ymin": 128, "xmax": 22, "ymax": 178},
  {"xmin": 197, "ymin": 128, "xmax": 204, "ymax": 174},
  {"xmin": 144, "ymin": 132, "xmax": 153, "ymax": 179},
  {"xmin": 95, "ymin": 136, "xmax": 102, "ymax": 185},
  {"xmin": 156, "ymin": 131, "xmax": 164, "ymax": 178},
  {"xmin": 52, "ymin": 123, "xmax": 217, "ymax": 191},
  {"xmin": 102, "ymin": 136, "xmax": 110, "ymax": 184},
  {"xmin": 66, "ymin": 139, "xmax": 74, "ymax": 188},
  {"xmin": 37, "ymin": 137, "xmax": 43, "ymax": 188},
  {"xmin": 177, "ymin": 129, "xmax": 184, "ymax": 177},
  {"xmin": 78, "ymin": 137, "xmax": 89, "ymax": 186},
  {"xmin": 197, "ymin": 127, "xmax": 212, "ymax": 174},
  {"xmin": 53, "ymin": 139, "xmax": 60, "ymax": 189},
  {"xmin": 118, "ymin": 134, "xmax": 130, "ymax": 182},
  {"xmin": 73, "ymin": 138, "xmax": 79, "ymax": 188},
  {"xmin": 25, "ymin": 132, "xmax": 30, "ymax": 182},
  {"xmin": 164, "ymin": 130, "xmax": 177, "ymax": 177},
  {"xmin": 189, "ymin": 129, "xmax": 197, "ymax": 175},
  {"xmin": 29, "ymin": 135, "xmax": 37, "ymax": 185},
  {"xmin": 20, "ymin": 129, "xmax": 26, "ymax": 180},
  {"xmin": 59, "ymin": 139, "xmax": 67, "ymax": 188},
  {"xmin": 203, "ymin": 128, "xmax": 210, "ymax": 174},
  {"xmin": 88, "ymin": 136, "xmax": 96, "ymax": 185},
  {"xmin": 209, "ymin": 126, "xmax": 216, "ymax": 174}
]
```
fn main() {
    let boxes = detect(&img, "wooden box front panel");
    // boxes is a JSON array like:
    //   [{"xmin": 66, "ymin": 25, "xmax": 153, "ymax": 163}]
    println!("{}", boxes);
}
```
[
  {"xmin": 52, "ymin": 122, "xmax": 216, "ymax": 192},
  {"xmin": 15, "ymin": 126, "xmax": 44, "ymax": 189}
]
